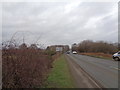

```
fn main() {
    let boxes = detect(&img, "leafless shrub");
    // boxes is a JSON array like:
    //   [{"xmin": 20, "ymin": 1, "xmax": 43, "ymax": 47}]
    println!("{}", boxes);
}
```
[
  {"xmin": 76, "ymin": 40, "xmax": 118, "ymax": 54},
  {"xmin": 2, "ymin": 32, "xmax": 53, "ymax": 88}
]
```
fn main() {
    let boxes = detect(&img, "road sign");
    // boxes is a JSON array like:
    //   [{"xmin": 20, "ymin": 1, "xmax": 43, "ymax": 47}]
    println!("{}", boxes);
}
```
[{"xmin": 56, "ymin": 47, "xmax": 63, "ymax": 52}]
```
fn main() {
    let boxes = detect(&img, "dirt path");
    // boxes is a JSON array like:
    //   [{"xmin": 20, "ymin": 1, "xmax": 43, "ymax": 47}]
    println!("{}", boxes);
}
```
[{"xmin": 65, "ymin": 54, "xmax": 103, "ymax": 88}]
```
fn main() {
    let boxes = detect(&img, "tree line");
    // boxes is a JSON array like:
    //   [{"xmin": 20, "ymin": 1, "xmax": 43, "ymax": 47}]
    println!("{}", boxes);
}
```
[{"xmin": 72, "ymin": 40, "xmax": 119, "ymax": 54}]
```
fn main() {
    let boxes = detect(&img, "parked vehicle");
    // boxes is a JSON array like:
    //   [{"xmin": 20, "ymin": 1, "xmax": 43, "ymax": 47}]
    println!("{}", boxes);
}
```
[
  {"xmin": 113, "ymin": 51, "xmax": 120, "ymax": 61},
  {"xmin": 66, "ymin": 51, "xmax": 70, "ymax": 54},
  {"xmin": 72, "ymin": 51, "xmax": 77, "ymax": 54}
]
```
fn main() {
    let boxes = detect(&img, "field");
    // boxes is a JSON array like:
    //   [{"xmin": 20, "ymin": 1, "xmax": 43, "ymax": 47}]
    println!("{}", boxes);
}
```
[{"xmin": 80, "ymin": 53, "xmax": 112, "ymax": 59}]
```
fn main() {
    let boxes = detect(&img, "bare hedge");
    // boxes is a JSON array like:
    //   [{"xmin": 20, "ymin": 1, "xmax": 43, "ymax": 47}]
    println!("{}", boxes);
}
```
[{"xmin": 2, "ymin": 47, "xmax": 53, "ymax": 88}]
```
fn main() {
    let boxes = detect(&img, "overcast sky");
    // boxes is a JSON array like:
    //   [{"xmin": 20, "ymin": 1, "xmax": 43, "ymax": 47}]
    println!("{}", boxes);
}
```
[{"xmin": 2, "ymin": 1, "xmax": 118, "ymax": 47}]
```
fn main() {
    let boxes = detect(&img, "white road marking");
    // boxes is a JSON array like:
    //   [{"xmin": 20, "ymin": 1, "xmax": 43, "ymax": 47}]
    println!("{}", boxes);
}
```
[
  {"xmin": 67, "ymin": 55, "xmax": 102, "ymax": 88},
  {"xmin": 110, "ymin": 66, "xmax": 120, "ymax": 70}
]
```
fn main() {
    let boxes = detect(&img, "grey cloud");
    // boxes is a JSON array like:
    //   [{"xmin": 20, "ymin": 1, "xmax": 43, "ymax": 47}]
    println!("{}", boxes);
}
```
[{"xmin": 2, "ymin": 2, "xmax": 118, "ymax": 47}]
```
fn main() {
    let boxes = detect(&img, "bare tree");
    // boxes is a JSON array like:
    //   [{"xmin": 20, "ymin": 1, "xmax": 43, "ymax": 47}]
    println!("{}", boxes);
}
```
[{"xmin": 77, "ymin": 40, "xmax": 118, "ymax": 54}]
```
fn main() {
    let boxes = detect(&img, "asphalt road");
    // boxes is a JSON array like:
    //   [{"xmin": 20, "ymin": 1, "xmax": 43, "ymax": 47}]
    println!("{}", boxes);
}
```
[{"xmin": 67, "ymin": 53, "xmax": 118, "ymax": 88}]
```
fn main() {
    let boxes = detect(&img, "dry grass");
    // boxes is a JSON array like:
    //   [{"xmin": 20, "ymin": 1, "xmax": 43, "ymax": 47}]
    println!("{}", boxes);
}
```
[{"xmin": 80, "ymin": 52, "xmax": 112, "ymax": 59}]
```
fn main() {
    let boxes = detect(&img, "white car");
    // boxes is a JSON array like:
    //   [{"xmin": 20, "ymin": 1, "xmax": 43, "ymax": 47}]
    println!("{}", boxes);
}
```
[
  {"xmin": 72, "ymin": 51, "xmax": 77, "ymax": 54},
  {"xmin": 113, "ymin": 52, "xmax": 120, "ymax": 61}
]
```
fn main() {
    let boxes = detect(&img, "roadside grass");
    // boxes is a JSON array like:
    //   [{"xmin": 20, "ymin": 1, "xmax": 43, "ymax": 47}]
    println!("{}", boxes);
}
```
[
  {"xmin": 44, "ymin": 55, "xmax": 75, "ymax": 88},
  {"xmin": 80, "ymin": 53, "xmax": 112, "ymax": 60}
]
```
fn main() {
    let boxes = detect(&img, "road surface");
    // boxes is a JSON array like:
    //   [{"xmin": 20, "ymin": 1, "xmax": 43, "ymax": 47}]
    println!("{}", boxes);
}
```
[{"xmin": 66, "ymin": 53, "xmax": 118, "ymax": 88}]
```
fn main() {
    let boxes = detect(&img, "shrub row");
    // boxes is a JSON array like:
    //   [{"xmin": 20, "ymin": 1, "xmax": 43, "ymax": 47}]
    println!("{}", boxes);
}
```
[{"xmin": 2, "ymin": 48, "xmax": 53, "ymax": 88}]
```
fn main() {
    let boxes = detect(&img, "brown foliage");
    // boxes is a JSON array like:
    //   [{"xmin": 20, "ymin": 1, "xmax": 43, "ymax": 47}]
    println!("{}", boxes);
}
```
[
  {"xmin": 2, "ymin": 47, "xmax": 53, "ymax": 88},
  {"xmin": 77, "ymin": 40, "xmax": 118, "ymax": 54},
  {"xmin": 80, "ymin": 52, "xmax": 112, "ymax": 58}
]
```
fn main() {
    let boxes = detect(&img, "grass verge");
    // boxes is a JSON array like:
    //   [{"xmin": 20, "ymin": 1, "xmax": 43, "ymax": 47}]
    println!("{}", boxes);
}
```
[{"xmin": 44, "ymin": 55, "xmax": 75, "ymax": 88}]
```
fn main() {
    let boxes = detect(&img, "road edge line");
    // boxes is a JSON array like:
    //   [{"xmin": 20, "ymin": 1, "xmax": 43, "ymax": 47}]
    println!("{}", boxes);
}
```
[{"xmin": 65, "ymin": 54, "xmax": 105, "ymax": 89}]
